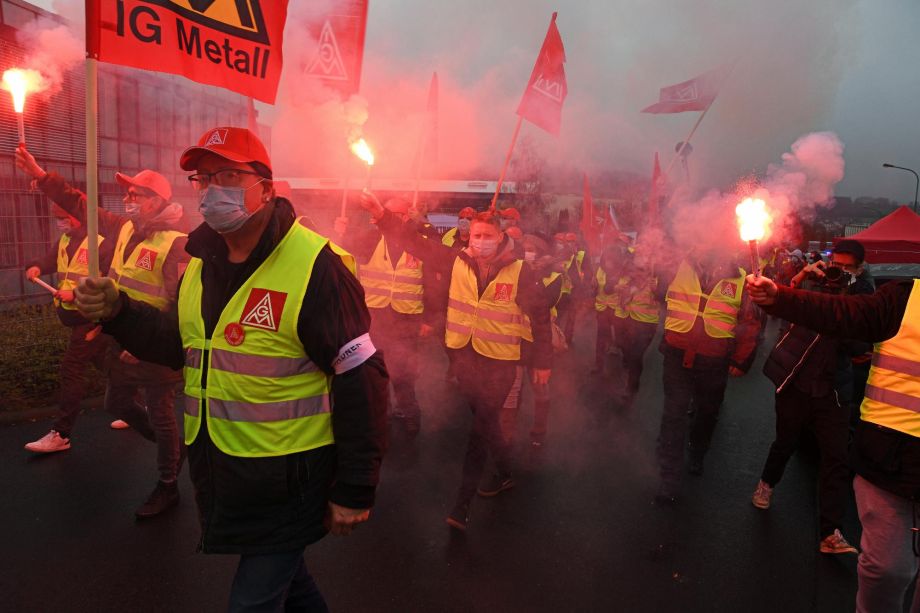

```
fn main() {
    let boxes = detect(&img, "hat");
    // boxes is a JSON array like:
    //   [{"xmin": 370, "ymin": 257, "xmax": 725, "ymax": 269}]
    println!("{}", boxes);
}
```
[
  {"xmin": 458, "ymin": 207, "xmax": 476, "ymax": 220},
  {"xmin": 115, "ymin": 169, "xmax": 172, "ymax": 201},
  {"xmin": 564, "ymin": 232, "xmax": 578, "ymax": 242},
  {"xmin": 833, "ymin": 239, "xmax": 865, "ymax": 263},
  {"xmin": 384, "ymin": 198, "xmax": 411, "ymax": 215},
  {"xmin": 506, "ymin": 226, "xmax": 523, "ymax": 240},
  {"xmin": 499, "ymin": 207, "xmax": 521, "ymax": 221},
  {"xmin": 180, "ymin": 127, "xmax": 272, "ymax": 173}
]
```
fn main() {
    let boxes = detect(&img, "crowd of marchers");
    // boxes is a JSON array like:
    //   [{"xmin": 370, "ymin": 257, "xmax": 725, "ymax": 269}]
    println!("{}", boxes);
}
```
[{"xmin": 13, "ymin": 130, "xmax": 920, "ymax": 612}]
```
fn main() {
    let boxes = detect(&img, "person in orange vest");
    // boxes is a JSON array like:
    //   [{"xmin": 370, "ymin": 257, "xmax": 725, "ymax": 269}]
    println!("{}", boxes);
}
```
[
  {"xmin": 360, "ymin": 194, "xmax": 553, "ymax": 531},
  {"xmin": 16, "ymin": 145, "xmax": 189, "ymax": 519},
  {"xmin": 21, "ymin": 202, "xmax": 116, "ymax": 448},
  {"xmin": 747, "ymin": 272, "xmax": 919, "ymax": 613},
  {"xmin": 654, "ymin": 247, "xmax": 762, "ymax": 504},
  {"xmin": 335, "ymin": 198, "xmax": 433, "ymax": 436}
]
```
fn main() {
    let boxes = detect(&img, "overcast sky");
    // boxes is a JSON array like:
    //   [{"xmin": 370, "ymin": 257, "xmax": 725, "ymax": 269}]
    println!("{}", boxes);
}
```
[{"xmin": 33, "ymin": 0, "xmax": 920, "ymax": 202}]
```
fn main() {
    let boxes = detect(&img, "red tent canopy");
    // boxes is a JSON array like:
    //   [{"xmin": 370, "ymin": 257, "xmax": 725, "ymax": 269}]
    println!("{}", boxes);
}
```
[{"xmin": 836, "ymin": 206, "xmax": 920, "ymax": 264}]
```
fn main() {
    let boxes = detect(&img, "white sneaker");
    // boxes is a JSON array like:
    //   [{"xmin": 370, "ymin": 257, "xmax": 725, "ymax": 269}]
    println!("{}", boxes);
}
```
[
  {"xmin": 24, "ymin": 430, "xmax": 71, "ymax": 453},
  {"xmin": 752, "ymin": 480, "xmax": 773, "ymax": 509},
  {"xmin": 110, "ymin": 420, "xmax": 130, "ymax": 430}
]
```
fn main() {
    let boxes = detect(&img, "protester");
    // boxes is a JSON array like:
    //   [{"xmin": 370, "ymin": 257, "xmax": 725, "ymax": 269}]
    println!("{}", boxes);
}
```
[
  {"xmin": 74, "ymin": 127, "xmax": 388, "ymax": 610},
  {"xmin": 555, "ymin": 232, "xmax": 588, "ymax": 345},
  {"xmin": 654, "ymin": 247, "xmax": 762, "ymax": 503},
  {"xmin": 747, "ymin": 272, "xmax": 919, "ymax": 613},
  {"xmin": 752, "ymin": 240, "xmax": 874, "ymax": 555},
  {"xmin": 593, "ymin": 245, "xmax": 627, "ymax": 374},
  {"xmin": 498, "ymin": 206, "xmax": 521, "ymax": 231},
  {"xmin": 21, "ymin": 202, "xmax": 114, "ymax": 452},
  {"xmin": 16, "ymin": 145, "xmax": 189, "ymax": 519},
  {"xmin": 335, "ymin": 198, "xmax": 433, "ymax": 436},
  {"xmin": 360, "ymin": 193, "xmax": 553, "ymax": 530},
  {"xmin": 442, "ymin": 206, "xmax": 477, "ymax": 248}
]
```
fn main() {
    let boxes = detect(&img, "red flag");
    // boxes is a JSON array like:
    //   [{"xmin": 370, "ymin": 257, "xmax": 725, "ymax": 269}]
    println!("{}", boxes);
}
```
[
  {"xmin": 303, "ymin": 0, "xmax": 369, "ymax": 98},
  {"xmin": 647, "ymin": 152, "xmax": 662, "ymax": 226},
  {"xmin": 580, "ymin": 173, "xmax": 599, "ymax": 251},
  {"xmin": 516, "ymin": 13, "xmax": 568, "ymax": 136},
  {"xmin": 89, "ymin": 1, "xmax": 289, "ymax": 104},
  {"xmin": 641, "ymin": 66, "xmax": 730, "ymax": 114}
]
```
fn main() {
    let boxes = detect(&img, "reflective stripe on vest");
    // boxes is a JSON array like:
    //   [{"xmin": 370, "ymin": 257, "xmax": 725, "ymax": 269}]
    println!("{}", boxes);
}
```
[
  {"xmin": 594, "ymin": 268, "xmax": 621, "ymax": 313},
  {"xmin": 108, "ymin": 223, "xmax": 184, "ymax": 311},
  {"xmin": 445, "ymin": 258, "xmax": 525, "ymax": 360},
  {"xmin": 860, "ymin": 279, "xmax": 920, "ymax": 436},
  {"xmin": 56, "ymin": 233, "xmax": 103, "ymax": 310},
  {"xmin": 664, "ymin": 261, "xmax": 744, "ymax": 339},
  {"xmin": 178, "ymin": 222, "xmax": 342, "ymax": 457},
  {"xmin": 359, "ymin": 237, "xmax": 424, "ymax": 314}
]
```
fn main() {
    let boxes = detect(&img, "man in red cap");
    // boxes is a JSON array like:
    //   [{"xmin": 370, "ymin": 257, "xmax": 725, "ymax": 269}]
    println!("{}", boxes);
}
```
[
  {"xmin": 334, "ymin": 197, "xmax": 432, "ymax": 436},
  {"xmin": 74, "ymin": 127, "xmax": 388, "ymax": 611},
  {"xmin": 21, "ymin": 202, "xmax": 115, "ymax": 451},
  {"xmin": 499, "ymin": 207, "xmax": 521, "ymax": 232},
  {"xmin": 16, "ymin": 145, "xmax": 188, "ymax": 520},
  {"xmin": 442, "ymin": 206, "xmax": 476, "ymax": 249}
]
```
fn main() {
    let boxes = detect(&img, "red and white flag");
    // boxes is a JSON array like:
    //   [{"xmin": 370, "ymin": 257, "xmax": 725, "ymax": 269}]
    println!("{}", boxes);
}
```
[
  {"xmin": 641, "ymin": 65, "xmax": 730, "ymax": 114},
  {"xmin": 516, "ymin": 12, "xmax": 568, "ymax": 136},
  {"xmin": 87, "ymin": 0, "xmax": 289, "ymax": 104},
  {"xmin": 303, "ymin": 0, "xmax": 369, "ymax": 98}
]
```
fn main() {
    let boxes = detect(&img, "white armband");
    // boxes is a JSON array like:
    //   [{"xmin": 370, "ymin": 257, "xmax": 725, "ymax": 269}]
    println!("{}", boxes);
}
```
[{"xmin": 332, "ymin": 333, "xmax": 376, "ymax": 375}]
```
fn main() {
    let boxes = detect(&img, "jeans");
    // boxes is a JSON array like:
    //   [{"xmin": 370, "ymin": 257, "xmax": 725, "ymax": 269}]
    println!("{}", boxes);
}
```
[
  {"xmin": 760, "ymin": 387, "xmax": 850, "ymax": 538},
  {"xmin": 657, "ymin": 345, "xmax": 729, "ymax": 489},
  {"xmin": 229, "ymin": 549, "xmax": 328, "ymax": 613},
  {"xmin": 854, "ymin": 475, "xmax": 920, "ymax": 613},
  {"xmin": 104, "ymin": 380, "xmax": 180, "ymax": 483},
  {"xmin": 370, "ymin": 308, "xmax": 420, "ymax": 420},
  {"xmin": 454, "ymin": 350, "xmax": 517, "ymax": 504},
  {"xmin": 52, "ymin": 323, "xmax": 110, "ymax": 438}
]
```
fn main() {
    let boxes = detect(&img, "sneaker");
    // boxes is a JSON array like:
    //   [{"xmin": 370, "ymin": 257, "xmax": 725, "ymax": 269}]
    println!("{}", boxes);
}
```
[
  {"xmin": 24, "ymin": 430, "xmax": 71, "ymax": 453},
  {"xmin": 110, "ymin": 419, "xmax": 130, "ymax": 430},
  {"xmin": 135, "ymin": 481, "xmax": 179, "ymax": 519},
  {"xmin": 477, "ymin": 474, "xmax": 515, "ymax": 498},
  {"xmin": 819, "ymin": 529, "xmax": 859, "ymax": 555},
  {"xmin": 751, "ymin": 480, "xmax": 773, "ymax": 509},
  {"xmin": 445, "ymin": 503, "xmax": 470, "ymax": 531}
]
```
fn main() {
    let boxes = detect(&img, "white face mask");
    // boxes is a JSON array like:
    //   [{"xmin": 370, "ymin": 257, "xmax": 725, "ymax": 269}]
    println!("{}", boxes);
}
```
[
  {"xmin": 55, "ymin": 218, "xmax": 73, "ymax": 234},
  {"xmin": 124, "ymin": 201, "xmax": 142, "ymax": 218},
  {"xmin": 523, "ymin": 250, "xmax": 536, "ymax": 262},
  {"xmin": 458, "ymin": 219, "xmax": 472, "ymax": 232},
  {"xmin": 469, "ymin": 237, "xmax": 499, "ymax": 259}
]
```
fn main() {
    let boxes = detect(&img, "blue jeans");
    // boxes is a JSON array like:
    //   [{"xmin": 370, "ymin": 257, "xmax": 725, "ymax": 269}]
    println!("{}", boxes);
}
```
[
  {"xmin": 854, "ymin": 476, "xmax": 920, "ymax": 613},
  {"xmin": 229, "ymin": 549, "xmax": 328, "ymax": 613}
]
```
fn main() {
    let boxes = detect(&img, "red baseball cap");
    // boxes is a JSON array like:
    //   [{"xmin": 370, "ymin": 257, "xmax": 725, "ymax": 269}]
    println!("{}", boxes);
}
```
[
  {"xmin": 458, "ymin": 207, "xmax": 477, "ymax": 219},
  {"xmin": 506, "ymin": 226, "xmax": 523, "ymax": 240},
  {"xmin": 180, "ymin": 127, "xmax": 272, "ymax": 173},
  {"xmin": 499, "ymin": 207, "xmax": 521, "ymax": 221},
  {"xmin": 115, "ymin": 169, "xmax": 172, "ymax": 201}
]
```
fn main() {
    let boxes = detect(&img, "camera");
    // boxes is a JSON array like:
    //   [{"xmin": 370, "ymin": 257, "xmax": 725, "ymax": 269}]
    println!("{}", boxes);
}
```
[{"xmin": 809, "ymin": 265, "xmax": 852, "ymax": 293}]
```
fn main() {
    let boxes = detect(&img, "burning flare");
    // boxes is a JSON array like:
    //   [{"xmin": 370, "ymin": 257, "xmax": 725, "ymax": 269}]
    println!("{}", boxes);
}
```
[
  {"xmin": 2, "ymin": 68, "xmax": 43, "ymax": 113},
  {"xmin": 349, "ymin": 138, "xmax": 375, "ymax": 166},
  {"xmin": 735, "ymin": 197, "xmax": 771, "ymax": 242}
]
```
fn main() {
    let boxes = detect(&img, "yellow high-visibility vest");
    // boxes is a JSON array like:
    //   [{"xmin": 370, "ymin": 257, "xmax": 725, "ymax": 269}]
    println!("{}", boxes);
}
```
[
  {"xmin": 861, "ymin": 279, "xmax": 920, "ymax": 437},
  {"xmin": 442, "ymin": 227, "xmax": 459, "ymax": 247},
  {"xmin": 626, "ymin": 276, "xmax": 660, "ymax": 324},
  {"xmin": 178, "ymin": 219, "xmax": 337, "ymax": 458},
  {"xmin": 595, "ymin": 268, "xmax": 626, "ymax": 316},
  {"xmin": 445, "ymin": 258, "xmax": 526, "ymax": 360},
  {"xmin": 561, "ymin": 250, "xmax": 586, "ymax": 295},
  {"xmin": 55, "ymin": 233, "xmax": 103, "ymax": 310},
  {"xmin": 108, "ymin": 223, "xmax": 184, "ymax": 311},
  {"xmin": 664, "ymin": 260, "xmax": 744, "ymax": 339},
  {"xmin": 521, "ymin": 271, "xmax": 563, "ymax": 342},
  {"xmin": 358, "ymin": 237, "xmax": 424, "ymax": 314}
]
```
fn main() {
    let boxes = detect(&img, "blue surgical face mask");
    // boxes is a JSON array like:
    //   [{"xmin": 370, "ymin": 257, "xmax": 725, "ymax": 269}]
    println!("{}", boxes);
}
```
[{"xmin": 198, "ymin": 182, "xmax": 265, "ymax": 234}]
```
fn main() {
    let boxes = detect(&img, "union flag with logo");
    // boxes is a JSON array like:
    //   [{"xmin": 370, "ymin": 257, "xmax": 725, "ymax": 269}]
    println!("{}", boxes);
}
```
[
  {"xmin": 515, "ymin": 12, "xmax": 568, "ymax": 136},
  {"xmin": 302, "ymin": 0, "xmax": 369, "ymax": 97},
  {"xmin": 641, "ymin": 65, "xmax": 731, "ymax": 114},
  {"xmin": 87, "ymin": 0, "xmax": 289, "ymax": 103}
]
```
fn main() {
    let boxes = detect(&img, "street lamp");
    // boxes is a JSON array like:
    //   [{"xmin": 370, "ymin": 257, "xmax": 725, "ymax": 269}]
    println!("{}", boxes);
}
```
[{"xmin": 882, "ymin": 163, "xmax": 919, "ymax": 213}]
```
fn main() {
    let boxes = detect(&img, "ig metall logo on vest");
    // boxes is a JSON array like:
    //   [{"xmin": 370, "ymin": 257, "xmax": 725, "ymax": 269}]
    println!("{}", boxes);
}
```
[{"xmin": 240, "ymin": 288, "xmax": 287, "ymax": 332}]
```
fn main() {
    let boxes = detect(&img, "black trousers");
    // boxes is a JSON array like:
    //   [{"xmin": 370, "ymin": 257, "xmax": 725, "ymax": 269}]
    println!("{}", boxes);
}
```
[
  {"xmin": 657, "ymin": 345, "xmax": 729, "ymax": 489},
  {"xmin": 613, "ymin": 318, "xmax": 657, "ymax": 397},
  {"xmin": 454, "ymin": 350, "xmax": 517, "ymax": 504},
  {"xmin": 370, "ymin": 308, "xmax": 420, "ymax": 419},
  {"xmin": 760, "ymin": 386, "xmax": 850, "ymax": 538},
  {"xmin": 53, "ymin": 323, "xmax": 110, "ymax": 438}
]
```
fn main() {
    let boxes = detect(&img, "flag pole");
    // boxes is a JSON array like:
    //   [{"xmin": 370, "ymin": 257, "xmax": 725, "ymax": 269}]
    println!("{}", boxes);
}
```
[
  {"xmin": 85, "ymin": 0, "xmax": 101, "ymax": 278},
  {"xmin": 663, "ymin": 103, "xmax": 710, "ymax": 177},
  {"xmin": 490, "ymin": 115, "xmax": 524, "ymax": 211}
]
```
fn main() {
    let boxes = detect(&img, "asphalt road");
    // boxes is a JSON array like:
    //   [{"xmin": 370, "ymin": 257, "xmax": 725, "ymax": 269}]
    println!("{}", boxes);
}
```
[{"xmin": 0, "ymin": 317, "xmax": 859, "ymax": 612}]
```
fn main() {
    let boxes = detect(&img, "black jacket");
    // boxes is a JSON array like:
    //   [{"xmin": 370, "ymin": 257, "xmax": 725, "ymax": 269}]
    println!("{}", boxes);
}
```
[
  {"xmin": 103, "ymin": 199, "xmax": 389, "ymax": 554},
  {"xmin": 762, "ymin": 280, "xmax": 919, "ymax": 500}
]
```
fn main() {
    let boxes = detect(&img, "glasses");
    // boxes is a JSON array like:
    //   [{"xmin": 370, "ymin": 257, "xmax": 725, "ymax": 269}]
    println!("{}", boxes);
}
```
[
  {"xmin": 125, "ymin": 190, "xmax": 155, "ymax": 202},
  {"xmin": 187, "ymin": 168, "xmax": 263, "ymax": 189}
]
